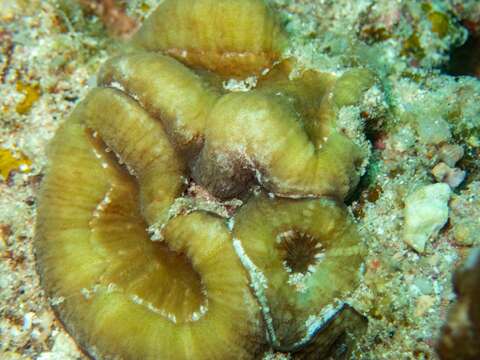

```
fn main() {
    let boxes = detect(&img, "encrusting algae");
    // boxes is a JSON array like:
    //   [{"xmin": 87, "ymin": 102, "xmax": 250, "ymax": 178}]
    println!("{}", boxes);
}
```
[{"xmin": 34, "ymin": 0, "xmax": 377, "ymax": 358}]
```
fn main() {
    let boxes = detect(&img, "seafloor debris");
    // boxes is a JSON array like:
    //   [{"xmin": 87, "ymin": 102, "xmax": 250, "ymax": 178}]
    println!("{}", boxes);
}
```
[
  {"xmin": 403, "ymin": 183, "xmax": 451, "ymax": 253},
  {"xmin": 34, "ymin": 0, "xmax": 376, "ymax": 358},
  {"xmin": 436, "ymin": 248, "xmax": 480, "ymax": 360}
]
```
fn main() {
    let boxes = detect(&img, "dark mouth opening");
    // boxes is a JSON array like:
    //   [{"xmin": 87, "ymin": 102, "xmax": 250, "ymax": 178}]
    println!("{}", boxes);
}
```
[{"xmin": 276, "ymin": 229, "xmax": 325, "ymax": 275}]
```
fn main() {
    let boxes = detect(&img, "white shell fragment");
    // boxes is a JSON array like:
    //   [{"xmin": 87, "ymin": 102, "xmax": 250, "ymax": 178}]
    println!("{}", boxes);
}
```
[{"xmin": 403, "ymin": 183, "xmax": 451, "ymax": 253}]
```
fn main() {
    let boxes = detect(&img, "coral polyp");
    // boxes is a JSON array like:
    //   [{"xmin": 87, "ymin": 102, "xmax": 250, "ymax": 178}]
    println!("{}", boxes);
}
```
[
  {"xmin": 232, "ymin": 194, "xmax": 366, "ymax": 351},
  {"xmin": 34, "ymin": 0, "xmax": 374, "ymax": 358},
  {"xmin": 81, "ymin": 87, "xmax": 186, "ymax": 226},
  {"xmin": 99, "ymin": 54, "xmax": 373, "ymax": 200}
]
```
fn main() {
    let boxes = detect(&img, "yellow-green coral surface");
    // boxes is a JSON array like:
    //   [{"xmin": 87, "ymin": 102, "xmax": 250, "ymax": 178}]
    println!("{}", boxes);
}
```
[{"xmin": 34, "ymin": 0, "xmax": 375, "ymax": 358}]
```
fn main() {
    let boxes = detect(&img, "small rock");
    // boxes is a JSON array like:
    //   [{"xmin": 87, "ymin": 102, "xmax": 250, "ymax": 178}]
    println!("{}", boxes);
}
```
[
  {"xmin": 414, "ymin": 277, "xmax": 434, "ymax": 295},
  {"xmin": 431, "ymin": 162, "xmax": 466, "ymax": 188},
  {"xmin": 438, "ymin": 144, "xmax": 464, "ymax": 167},
  {"xmin": 403, "ymin": 183, "xmax": 451, "ymax": 253},
  {"xmin": 446, "ymin": 168, "xmax": 466, "ymax": 188},
  {"xmin": 416, "ymin": 116, "xmax": 451, "ymax": 145},
  {"xmin": 414, "ymin": 295, "xmax": 435, "ymax": 317}
]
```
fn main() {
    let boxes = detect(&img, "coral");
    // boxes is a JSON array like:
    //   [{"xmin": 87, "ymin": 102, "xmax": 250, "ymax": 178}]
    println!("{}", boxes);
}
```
[
  {"xmin": 80, "ymin": 87, "xmax": 186, "ymax": 227},
  {"xmin": 97, "ymin": 53, "xmax": 219, "ymax": 156},
  {"xmin": 34, "ymin": 0, "xmax": 376, "ymax": 358},
  {"xmin": 192, "ymin": 65, "xmax": 373, "ymax": 199},
  {"xmin": 97, "ymin": 54, "xmax": 374, "ymax": 201},
  {"xmin": 232, "ymin": 193, "xmax": 366, "ymax": 352},
  {"xmin": 131, "ymin": 0, "xmax": 288, "ymax": 77}
]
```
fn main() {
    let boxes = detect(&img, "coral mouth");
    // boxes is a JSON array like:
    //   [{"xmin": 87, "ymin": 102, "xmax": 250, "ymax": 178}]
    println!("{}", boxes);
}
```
[{"xmin": 276, "ymin": 229, "xmax": 325, "ymax": 275}]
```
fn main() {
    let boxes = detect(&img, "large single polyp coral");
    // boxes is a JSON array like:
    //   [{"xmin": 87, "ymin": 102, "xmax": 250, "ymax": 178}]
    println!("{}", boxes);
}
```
[
  {"xmin": 35, "ymin": 0, "xmax": 375, "ymax": 358},
  {"xmin": 193, "ymin": 65, "xmax": 373, "ymax": 199},
  {"xmin": 233, "ymin": 194, "xmax": 366, "ymax": 351}
]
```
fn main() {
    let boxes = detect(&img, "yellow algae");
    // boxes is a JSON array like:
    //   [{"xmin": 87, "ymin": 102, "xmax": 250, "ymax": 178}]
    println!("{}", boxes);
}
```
[
  {"xmin": 0, "ymin": 147, "xmax": 31, "ymax": 180},
  {"xmin": 15, "ymin": 81, "xmax": 41, "ymax": 115},
  {"xmin": 428, "ymin": 11, "xmax": 449, "ymax": 38}
]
